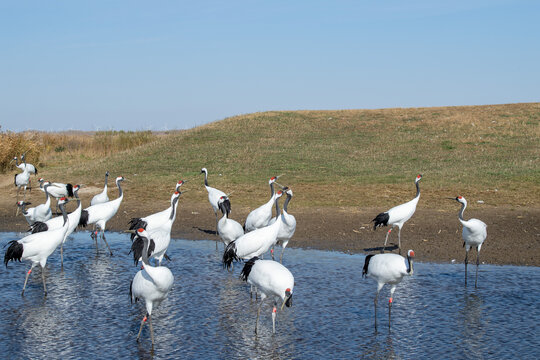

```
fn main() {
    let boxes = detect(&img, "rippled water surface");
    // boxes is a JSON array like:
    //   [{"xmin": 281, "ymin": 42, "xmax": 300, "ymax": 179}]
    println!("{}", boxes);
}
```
[{"xmin": 0, "ymin": 231, "xmax": 538, "ymax": 359}]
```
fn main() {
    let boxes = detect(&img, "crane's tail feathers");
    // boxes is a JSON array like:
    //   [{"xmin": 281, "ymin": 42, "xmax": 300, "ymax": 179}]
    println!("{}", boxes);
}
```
[
  {"xmin": 35, "ymin": 167, "xmax": 38, "ymax": 175},
  {"xmin": 66, "ymin": 183, "xmax": 74, "ymax": 197},
  {"xmin": 222, "ymin": 241, "xmax": 239, "ymax": 270},
  {"xmin": 372, "ymin": 212, "xmax": 390, "ymax": 230},
  {"xmin": 240, "ymin": 256, "xmax": 259, "ymax": 281},
  {"xmin": 4, "ymin": 241, "xmax": 23, "ymax": 267},
  {"xmin": 362, "ymin": 254, "xmax": 374, "ymax": 278},
  {"xmin": 79, "ymin": 209, "xmax": 89, "ymax": 227},
  {"xmin": 128, "ymin": 218, "xmax": 147, "ymax": 241},
  {"xmin": 30, "ymin": 221, "xmax": 48, "ymax": 234}
]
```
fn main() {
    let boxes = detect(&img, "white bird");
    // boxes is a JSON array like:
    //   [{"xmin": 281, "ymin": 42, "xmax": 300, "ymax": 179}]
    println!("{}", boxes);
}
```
[
  {"xmin": 362, "ymin": 249, "xmax": 415, "ymax": 329},
  {"xmin": 30, "ymin": 185, "xmax": 83, "ymax": 267},
  {"xmin": 240, "ymin": 257, "xmax": 294, "ymax": 334},
  {"xmin": 4, "ymin": 197, "xmax": 70, "ymax": 296},
  {"xmin": 79, "ymin": 176, "xmax": 125, "ymax": 255},
  {"xmin": 14, "ymin": 165, "xmax": 31, "ymax": 202},
  {"xmin": 128, "ymin": 180, "xmax": 185, "ymax": 235},
  {"xmin": 130, "ymin": 190, "xmax": 184, "ymax": 266},
  {"xmin": 15, "ymin": 201, "xmax": 34, "ymax": 225},
  {"xmin": 217, "ymin": 196, "xmax": 244, "ymax": 247},
  {"xmin": 244, "ymin": 176, "xmax": 281, "ymax": 232},
  {"xmin": 130, "ymin": 228, "xmax": 174, "ymax": 346},
  {"xmin": 223, "ymin": 191, "xmax": 284, "ymax": 270},
  {"xmin": 372, "ymin": 174, "xmax": 422, "ymax": 253},
  {"xmin": 201, "ymin": 168, "xmax": 227, "ymax": 235},
  {"xmin": 90, "ymin": 171, "xmax": 110, "ymax": 206},
  {"xmin": 20, "ymin": 153, "xmax": 38, "ymax": 175},
  {"xmin": 16, "ymin": 182, "xmax": 53, "ymax": 224},
  {"xmin": 38, "ymin": 178, "xmax": 74, "ymax": 214},
  {"xmin": 452, "ymin": 195, "xmax": 487, "ymax": 288},
  {"xmin": 271, "ymin": 187, "xmax": 296, "ymax": 263}
]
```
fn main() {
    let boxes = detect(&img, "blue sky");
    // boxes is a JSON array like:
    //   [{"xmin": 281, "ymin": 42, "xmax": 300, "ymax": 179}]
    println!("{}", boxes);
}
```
[{"xmin": 1, "ymin": 1, "xmax": 538, "ymax": 132}]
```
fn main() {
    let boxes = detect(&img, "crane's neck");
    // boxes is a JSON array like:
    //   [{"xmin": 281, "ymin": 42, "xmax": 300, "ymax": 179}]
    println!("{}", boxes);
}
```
[
  {"xmin": 14, "ymin": 157, "xmax": 19, "ymax": 166},
  {"xmin": 74, "ymin": 190, "xmax": 81, "ymax": 208},
  {"xmin": 203, "ymin": 171, "xmax": 209, "ymax": 187},
  {"xmin": 141, "ymin": 235, "xmax": 151, "ymax": 266},
  {"xmin": 458, "ymin": 201, "xmax": 467, "ymax": 222},
  {"xmin": 59, "ymin": 203, "xmax": 68, "ymax": 227},
  {"xmin": 116, "ymin": 180, "xmax": 123, "ymax": 198},
  {"xmin": 43, "ymin": 185, "xmax": 50, "ymax": 203},
  {"xmin": 415, "ymin": 180, "xmax": 421, "ymax": 199},
  {"xmin": 104, "ymin": 173, "xmax": 109, "ymax": 187},
  {"xmin": 283, "ymin": 193, "xmax": 292, "ymax": 213},
  {"xmin": 406, "ymin": 256, "xmax": 414, "ymax": 275},
  {"xmin": 274, "ymin": 195, "xmax": 282, "ymax": 218},
  {"xmin": 20, "ymin": 203, "xmax": 28, "ymax": 215},
  {"xmin": 269, "ymin": 181, "xmax": 275, "ymax": 198},
  {"xmin": 169, "ymin": 196, "xmax": 180, "ymax": 220}
]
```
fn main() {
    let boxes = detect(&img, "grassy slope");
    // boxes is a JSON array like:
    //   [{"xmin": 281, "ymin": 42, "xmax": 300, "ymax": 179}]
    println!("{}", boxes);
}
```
[{"xmin": 39, "ymin": 103, "xmax": 540, "ymax": 209}]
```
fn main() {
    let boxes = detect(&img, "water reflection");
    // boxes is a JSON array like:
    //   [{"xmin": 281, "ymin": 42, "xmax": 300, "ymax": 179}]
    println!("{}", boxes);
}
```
[{"xmin": 0, "ymin": 232, "xmax": 539, "ymax": 359}]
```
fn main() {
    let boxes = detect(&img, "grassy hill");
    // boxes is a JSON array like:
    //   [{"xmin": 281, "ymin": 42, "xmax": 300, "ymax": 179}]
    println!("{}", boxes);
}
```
[{"xmin": 14, "ymin": 103, "xmax": 540, "ymax": 209}]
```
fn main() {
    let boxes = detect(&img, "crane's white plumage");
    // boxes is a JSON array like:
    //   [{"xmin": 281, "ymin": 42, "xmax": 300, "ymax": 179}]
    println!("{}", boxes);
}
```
[
  {"xmin": 453, "ymin": 195, "xmax": 487, "ymax": 288},
  {"xmin": 90, "ymin": 171, "xmax": 110, "ymax": 206},
  {"xmin": 17, "ymin": 182, "xmax": 53, "ymax": 224},
  {"xmin": 14, "ymin": 165, "xmax": 31, "ymax": 202},
  {"xmin": 130, "ymin": 228, "xmax": 174, "ymax": 345},
  {"xmin": 130, "ymin": 190, "xmax": 183, "ymax": 265},
  {"xmin": 4, "ymin": 198, "xmax": 70, "ymax": 296},
  {"xmin": 30, "ymin": 185, "xmax": 83, "ymax": 267},
  {"xmin": 372, "ymin": 174, "xmax": 422, "ymax": 253},
  {"xmin": 240, "ymin": 257, "xmax": 294, "ymax": 334},
  {"xmin": 363, "ymin": 250, "xmax": 415, "ymax": 329},
  {"xmin": 201, "ymin": 168, "xmax": 227, "ymax": 236},
  {"xmin": 223, "ymin": 191, "xmax": 284, "ymax": 269},
  {"xmin": 244, "ymin": 176, "xmax": 280, "ymax": 232},
  {"xmin": 217, "ymin": 196, "xmax": 244, "ymax": 246},
  {"xmin": 79, "ymin": 176, "xmax": 125, "ymax": 255}
]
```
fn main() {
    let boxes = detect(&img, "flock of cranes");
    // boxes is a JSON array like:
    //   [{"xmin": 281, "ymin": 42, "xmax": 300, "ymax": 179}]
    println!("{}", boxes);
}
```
[{"xmin": 5, "ymin": 158, "xmax": 488, "ymax": 345}]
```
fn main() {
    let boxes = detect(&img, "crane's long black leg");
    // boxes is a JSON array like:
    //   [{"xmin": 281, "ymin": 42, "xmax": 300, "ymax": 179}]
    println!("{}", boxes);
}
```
[
  {"xmin": 382, "ymin": 228, "xmax": 392, "ymax": 253},
  {"xmin": 464, "ymin": 250, "xmax": 469, "ymax": 286},
  {"xmin": 136, "ymin": 313, "xmax": 147, "ymax": 341},
  {"xmin": 101, "ymin": 231, "xmax": 113, "ymax": 256},
  {"xmin": 374, "ymin": 291, "xmax": 379, "ymax": 330},
  {"xmin": 148, "ymin": 314, "xmax": 155, "ymax": 345},
  {"xmin": 255, "ymin": 299, "xmax": 265, "ymax": 334},
  {"xmin": 475, "ymin": 248, "xmax": 480, "ymax": 288},
  {"xmin": 41, "ymin": 265, "xmax": 47, "ymax": 296},
  {"xmin": 397, "ymin": 228, "xmax": 402, "ymax": 255},
  {"xmin": 22, "ymin": 265, "xmax": 35, "ymax": 296},
  {"xmin": 272, "ymin": 301, "xmax": 277, "ymax": 333}
]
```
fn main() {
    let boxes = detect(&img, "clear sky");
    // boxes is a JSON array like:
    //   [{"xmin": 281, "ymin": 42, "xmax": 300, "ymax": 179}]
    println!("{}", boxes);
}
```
[{"xmin": 1, "ymin": 1, "xmax": 539, "ymax": 132}]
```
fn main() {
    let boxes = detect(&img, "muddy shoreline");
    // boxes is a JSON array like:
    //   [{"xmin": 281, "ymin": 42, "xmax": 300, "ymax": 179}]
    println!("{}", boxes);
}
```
[{"xmin": 1, "ymin": 197, "xmax": 538, "ymax": 266}]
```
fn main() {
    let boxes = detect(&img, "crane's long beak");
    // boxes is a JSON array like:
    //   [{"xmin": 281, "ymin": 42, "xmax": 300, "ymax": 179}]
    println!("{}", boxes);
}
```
[
  {"xmin": 124, "ymin": 229, "xmax": 136, "ymax": 234},
  {"xmin": 16, "ymin": 206, "xmax": 20, "ymax": 216},
  {"xmin": 275, "ymin": 182, "xmax": 286, "ymax": 189}
]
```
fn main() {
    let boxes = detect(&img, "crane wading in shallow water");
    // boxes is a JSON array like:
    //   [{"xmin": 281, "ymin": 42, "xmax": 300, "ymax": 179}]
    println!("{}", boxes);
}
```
[
  {"xmin": 372, "ymin": 174, "xmax": 422, "ymax": 254},
  {"xmin": 363, "ymin": 250, "xmax": 415, "ymax": 329},
  {"xmin": 129, "ymin": 228, "xmax": 174, "ymax": 347},
  {"xmin": 451, "ymin": 196, "xmax": 487, "ymax": 288},
  {"xmin": 4, "ymin": 198, "xmax": 70, "ymax": 296},
  {"xmin": 79, "ymin": 176, "xmax": 125, "ymax": 255},
  {"xmin": 240, "ymin": 256, "xmax": 294, "ymax": 334}
]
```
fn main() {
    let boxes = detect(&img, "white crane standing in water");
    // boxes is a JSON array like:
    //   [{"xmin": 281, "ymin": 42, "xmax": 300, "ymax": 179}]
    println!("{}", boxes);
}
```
[
  {"xmin": 362, "ymin": 250, "xmax": 415, "ymax": 329},
  {"xmin": 79, "ymin": 176, "xmax": 125, "ymax": 255},
  {"xmin": 4, "ymin": 197, "xmax": 70, "ymax": 296},
  {"xmin": 451, "ymin": 195, "xmax": 487, "ymax": 288},
  {"xmin": 270, "ymin": 187, "xmax": 296, "ymax": 263},
  {"xmin": 130, "ymin": 228, "xmax": 174, "ymax": 347},
  {"xmin": 240, "ymin": 256, "xmax": 294, "ymax": 334},
  {"xmin": 217, "ymin": 196, "xmax": 244, "ymax": 247},
  {"xmin": 16, "ymin": 182, "xmax": 53, "ymax": 224},
  {"xmin": 372, "ymin": 174, "xmax": 422, "ymax": 254}
]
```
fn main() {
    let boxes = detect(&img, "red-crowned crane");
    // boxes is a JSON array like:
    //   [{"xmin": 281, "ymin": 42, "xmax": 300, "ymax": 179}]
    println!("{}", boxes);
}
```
[
  {"xmin": 130, "ymin": 190, "xmax": 184, "ymax": 266},
  {"xmin": 30, "ymin": 185, "xmax": 83, "ymax": 267},
  {"xmin": 90, "ymin": 171, "xmax": 110, "ymax": 206},
  {"xmin": 4, "ymin": 197, "xmax": 70, "ymax": 296},
  {"xmin": 240, "ymin": 256, "xmax": 294, "ymax": 334},
  {"xmin": 38, "ymin": 178, "xmax": 74, "ymax": 214},
  {"xmin": 201, "ymin": 168, "xmax": 227, "ymax": 235},
  {"xmin": 363, "ymin": 249, "xmax": 415, "ymax": 329},
  {"xmin": 79, "ymin": 176, "xmax": 125, "ymax": 255},
  {"xmin": 20, "ymin": 153, "xmax": 37, "ymax": 175},
  {"xmin": 14, "ymin": 164, "xmax": 31, "ymax": 202},
  {"xmin": 372, "ymin": 174, "xmax": 422, "ymax": 253},
  {"xmin": 271, "ymin": 187, "xmax": 296, "ymax": 263},
  {"xmin": 217, "ymin": 196, "xmax": 244, "ymax": 247},
  {"xmin": 130, "ymin": 228, "xmax": 174, "ymax": 347},
  {"xmin": 452, "ymin": 196, "xmax": 487, "ymax": 288},
  {"xmin": 128, "ymin": 181, "xmax": 185, "ymax": 237},
  {"xmin": 223, "ymin": 191, "xmax": 283, "ymax": 270},
  {"xmin": 244, "ymin": 176, "xmax": 281, "ymax": 232},
  {"xmin": 16, "ymin": 182, "xmax": 53, "ymax": 224}
]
